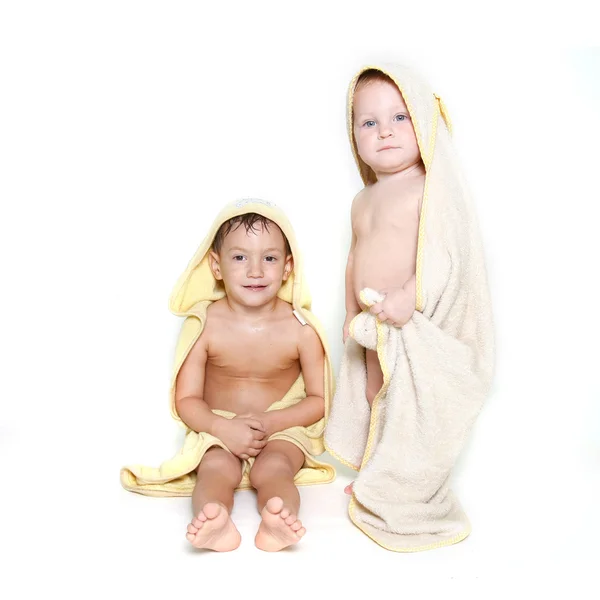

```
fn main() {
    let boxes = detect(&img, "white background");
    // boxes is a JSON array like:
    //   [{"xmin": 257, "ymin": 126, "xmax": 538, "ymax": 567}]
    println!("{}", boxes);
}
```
[{"xmin": 1, "ymin": 1, "xmax": 599, "ymax": 598}]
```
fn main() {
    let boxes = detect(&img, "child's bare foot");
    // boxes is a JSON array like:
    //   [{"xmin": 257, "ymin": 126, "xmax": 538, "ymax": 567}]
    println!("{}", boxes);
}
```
[
  {"xmin": 344, "ymin": 482, "xmax": 354, "ymax": 495},
  {"xmin": 186, "ymin": 503, "xmax": 241, "ymax": 552},
  {"xmin": 255, "ymin": 497, "xmax": 305, "ymax": 552}
]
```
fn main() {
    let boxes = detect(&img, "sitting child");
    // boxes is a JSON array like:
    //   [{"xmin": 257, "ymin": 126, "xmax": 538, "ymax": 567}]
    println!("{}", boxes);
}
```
[{"xmin": 121, "ymin": 199, "xmax": 335, "ymax": 552}]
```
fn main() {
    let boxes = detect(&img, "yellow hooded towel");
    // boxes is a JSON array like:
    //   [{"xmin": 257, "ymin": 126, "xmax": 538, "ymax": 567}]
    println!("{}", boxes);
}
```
[
  {"xmin": 324, "ymin": 65, "xmax": 495, "ymax": 551},
  {"xmin": 121, "ymin": 199, "xmax": 336, "ymax": 496}
]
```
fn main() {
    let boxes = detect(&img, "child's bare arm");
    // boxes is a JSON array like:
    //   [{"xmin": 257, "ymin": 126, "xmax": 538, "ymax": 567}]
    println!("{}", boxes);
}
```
[
  {"xmin": 174, "ymin": 334, "xmax": 222, "ymax": 434},
  {"xmin": 345, "ymin": 229, "xmax": 361, "ymax": 316},
  {"xmin": 175, "ymin": 334, "xmax": 267, "ymax": 458},
  {"xmin": 261, "ymin": 325, "xmax": 325, "ymax": 436},
  {"xmin": 343, "ymin": 228, "xmax": 361, "ymax": 341}
]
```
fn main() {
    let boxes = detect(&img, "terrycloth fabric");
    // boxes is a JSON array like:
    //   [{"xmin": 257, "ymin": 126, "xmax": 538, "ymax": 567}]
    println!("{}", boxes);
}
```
[
  {"xmin": 121, "ymin": 199, "xmax": 335, "ymax": 496},
  {"xmin": 325, "ymin": 65, "xmax": 494, "ymax": 552}
]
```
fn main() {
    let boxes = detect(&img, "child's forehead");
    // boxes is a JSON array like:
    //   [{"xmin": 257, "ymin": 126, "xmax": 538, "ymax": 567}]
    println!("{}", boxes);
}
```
[{"xmin": 353, "ymin": 81, "xmax": 408, "ymax": 117}]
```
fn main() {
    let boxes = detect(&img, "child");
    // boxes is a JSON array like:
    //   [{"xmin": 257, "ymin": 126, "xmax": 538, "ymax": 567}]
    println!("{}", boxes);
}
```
[
  {"xmin": 325, "ymin": 65, "xmax": 494, "ymax": 552},
  {"xmin": 121, "ymin": 199, "xmax": 335, "ymax": 552}
]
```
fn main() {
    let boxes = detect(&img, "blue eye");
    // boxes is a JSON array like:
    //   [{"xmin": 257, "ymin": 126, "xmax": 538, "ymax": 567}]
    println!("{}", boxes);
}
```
[
  {"xmin": 363, "ymin": 120, "xmax": 376, "ymax": 127},
  {"xmin": 394, "ymin": 114, "xmax": 408, "ymax": 122}
]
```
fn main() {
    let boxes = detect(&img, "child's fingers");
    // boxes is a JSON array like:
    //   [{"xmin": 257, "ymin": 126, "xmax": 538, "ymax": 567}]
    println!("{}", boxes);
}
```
[
  {"xmin": 252, "ymin": 429, "xmax": 267, "ymax": 441},
  {"xmin": 369, "ymin": 302, "xmax": 383, "ymax": 316},
  {"xmin": 248, "ymin": 418, "xmax": 265, "ymax": 431},
  {"xmin": 375, "ymin": 308, "xmax": 389, "ymax": 322},
  {"xmin": 252, "ymin": 439, "xmax": 268, "ymax": 448}
]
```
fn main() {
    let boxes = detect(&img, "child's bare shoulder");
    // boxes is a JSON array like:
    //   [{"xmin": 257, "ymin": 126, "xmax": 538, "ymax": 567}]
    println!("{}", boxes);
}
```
[
  {"xmin": 278, "ymin": 304, "xmax": 321, "ymax": 348},
  {"xmin": 297, "ymin": 319, "xmax": 321, "ymax": 347},
  {"xmin": 352, "ymin": 187, "xmax": 369, "ymax": 207},
  {"xmin": 202, "ymin": 299, "xmax": 229, "ymax": 335},
  {"xmin": 274, "ymin": 298, "xmax": 300, "ymax": 326},
  {"xmin": 351, "ymin": 186, "xmax": 373, "ymax": 215},
  {"xmin": 205, "ymin": 299, "xmax": 225, "ymax": 319},
  {"xmin": 272, "ymin": 300, "xmax": 313, "ymax": 340}
]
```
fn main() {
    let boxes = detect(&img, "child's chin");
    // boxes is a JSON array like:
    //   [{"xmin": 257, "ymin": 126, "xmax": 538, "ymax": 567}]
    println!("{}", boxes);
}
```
[{"xmin": 239, "ymin": 288, "xmax": 278, "ymax": 306}]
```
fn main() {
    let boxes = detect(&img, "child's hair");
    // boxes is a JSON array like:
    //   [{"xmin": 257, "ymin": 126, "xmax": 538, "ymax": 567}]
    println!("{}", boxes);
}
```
[
  {"xmin": 355, "ymin": 68, "xmax": 395, "ymax": 94},
  {"xmin": 212, "ymin": 212, "xmax": 291, "ymax": 255}
]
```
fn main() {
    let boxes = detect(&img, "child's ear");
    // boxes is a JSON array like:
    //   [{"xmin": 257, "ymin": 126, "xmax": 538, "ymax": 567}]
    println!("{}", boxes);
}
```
[
  {"xmin": 209, "ymin": 250, "xmax": 223, "ymax": 280},
  {"xmin": 282, "ymin": 254, "xmax": 294, "ymax": 281}
]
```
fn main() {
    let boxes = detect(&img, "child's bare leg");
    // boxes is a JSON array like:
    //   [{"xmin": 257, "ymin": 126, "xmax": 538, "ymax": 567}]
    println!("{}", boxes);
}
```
[
  {"xmin": 365, "ymin": 348, "xmax": 384, "ymax": 407},
  {"xmin": 249, "ymin": 440, "xmax": 306, "ymax": 551},
  {"xmin": 345, "ymin": 349, "xmax": 383, "ymax": 495},
  {"xmin": 186, "ymin": 447, "xmax": 243, "ymax": 552}
]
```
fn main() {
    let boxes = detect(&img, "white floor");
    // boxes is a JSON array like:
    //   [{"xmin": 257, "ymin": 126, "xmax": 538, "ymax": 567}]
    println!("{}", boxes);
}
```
[{"xmin": 3, "ymin": 434, "xmax": 598, "ymax": 599}]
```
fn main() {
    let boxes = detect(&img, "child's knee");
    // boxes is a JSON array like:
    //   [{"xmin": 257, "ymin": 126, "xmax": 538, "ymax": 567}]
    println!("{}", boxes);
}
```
[
  {"xmin": 198, "ymin": 447, "xmax": 241, "ymax": 483},
  {"xmin": 249, "ymin": 453, "xmax": 294, "ymax": 488}
]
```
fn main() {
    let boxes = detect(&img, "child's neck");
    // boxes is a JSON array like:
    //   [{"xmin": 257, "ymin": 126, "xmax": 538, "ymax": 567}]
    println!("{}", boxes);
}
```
[
  {"xmin": 374, "ymin": 161, "xmax": 425, "ymax": 184},
  {"xmin": 224, "ymin": 295, "xmax": 280, "ymax": 320}
]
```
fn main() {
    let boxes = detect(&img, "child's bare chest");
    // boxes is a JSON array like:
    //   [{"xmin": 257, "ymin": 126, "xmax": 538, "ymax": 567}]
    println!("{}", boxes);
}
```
[
  {"xmin": 207, "ymin": 326, "xmax": 299, "ymax": 378},
  {"xmin": 356, "ymin": 190, "xmax": 421, "ymax": 238}
]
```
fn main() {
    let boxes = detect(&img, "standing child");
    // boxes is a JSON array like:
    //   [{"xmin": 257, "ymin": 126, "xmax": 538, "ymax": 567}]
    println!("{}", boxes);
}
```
[{"xmin": 325, "ymin": 65, "xmax": 494, "ymax": 552}]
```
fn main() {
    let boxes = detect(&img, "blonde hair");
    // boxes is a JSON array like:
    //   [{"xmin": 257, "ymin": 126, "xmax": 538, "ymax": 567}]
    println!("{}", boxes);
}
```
[{"xmin": 354, "ymin": 68, "xmax": 395, "ymax": 93}]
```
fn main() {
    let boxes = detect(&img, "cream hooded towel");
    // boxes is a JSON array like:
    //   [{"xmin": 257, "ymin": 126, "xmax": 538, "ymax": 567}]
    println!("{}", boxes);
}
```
[
  {"xmin": 121, "ymin": 199, "xmax": 335, "ymax": 496},
  {"xmin": 325, "ymin": 65, "xmax": 495, "ymax": 551}
]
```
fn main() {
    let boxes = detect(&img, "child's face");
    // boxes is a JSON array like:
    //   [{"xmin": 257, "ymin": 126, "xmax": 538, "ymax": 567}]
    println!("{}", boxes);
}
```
[
  {"xmin": 209, "ymin": 222, "xmax": 293, "ymax": 308},
  {"xmin": 353, "ymin": 79, "xmax": 422, "ymax": 177}
]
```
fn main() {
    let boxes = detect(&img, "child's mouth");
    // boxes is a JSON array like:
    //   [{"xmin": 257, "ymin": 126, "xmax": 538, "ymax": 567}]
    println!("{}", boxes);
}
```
[{"xmin": 244, "ymin": 285, "xmax": 267, "ymax": 291}]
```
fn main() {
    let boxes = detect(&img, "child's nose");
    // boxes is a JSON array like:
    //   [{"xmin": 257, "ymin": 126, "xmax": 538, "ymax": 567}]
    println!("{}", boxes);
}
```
[
  {"xmin": 378, "ymin": 126, "xmax": 393, "ymax": 139},
  {"xmin": 247, "ymin": 258, "xmax": 263, "ymax": 278}
]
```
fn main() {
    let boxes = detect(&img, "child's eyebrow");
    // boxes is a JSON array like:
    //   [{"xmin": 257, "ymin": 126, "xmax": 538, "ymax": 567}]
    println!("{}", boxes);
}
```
[{"xmin": 263, "ymin": 248, "xmax": 283, "ymax": 253}]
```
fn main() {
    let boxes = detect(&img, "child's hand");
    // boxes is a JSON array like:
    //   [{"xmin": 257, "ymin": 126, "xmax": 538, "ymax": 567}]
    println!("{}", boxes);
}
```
[
  {"xmin": 242, "ymin": 411, "xmax": 281, "ymax": 439},
  {"xmin": 369, "ymin": 286, "xmax": 415, "ymax": 328},
  {"xmin": 214, "ymin": 415, "xmax": 267, "ymax": 460},
  {"xmin": 258, "ymin": 411, "xmax": 279, "ymax": 438},
  {"xmin": 245, "ymin": 411, "xmax": 279, "ymax": 438}
]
